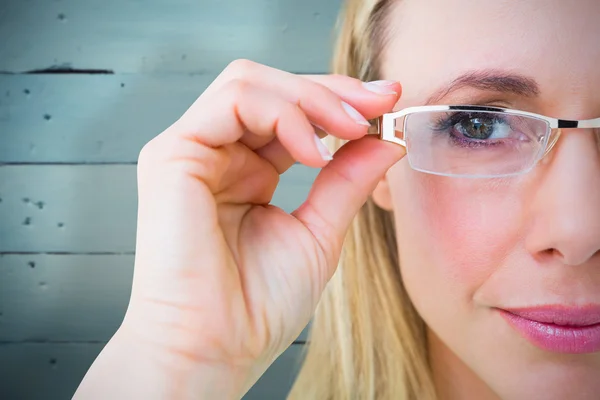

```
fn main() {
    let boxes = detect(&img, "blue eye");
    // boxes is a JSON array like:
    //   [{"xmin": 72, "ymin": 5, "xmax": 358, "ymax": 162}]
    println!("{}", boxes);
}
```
[
  {"xmin": 456, "ymin": 116, "xmax": 508, "ymax": 139},
  {"xmin": 432, "ymin": 112, "xmax": 514, "ymax": 147}
]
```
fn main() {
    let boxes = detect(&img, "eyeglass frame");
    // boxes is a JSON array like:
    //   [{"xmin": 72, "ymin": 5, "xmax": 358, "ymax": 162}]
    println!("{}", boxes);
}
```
[{"xmin": 366, "ymin": 104, "xmax": 600, "ymax": 177}]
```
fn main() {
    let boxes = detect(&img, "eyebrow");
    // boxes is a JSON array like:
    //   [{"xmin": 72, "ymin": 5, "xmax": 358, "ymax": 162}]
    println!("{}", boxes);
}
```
[{"xmin": 425, "ymin": 70, "xmax": 541, "ymax": 105}]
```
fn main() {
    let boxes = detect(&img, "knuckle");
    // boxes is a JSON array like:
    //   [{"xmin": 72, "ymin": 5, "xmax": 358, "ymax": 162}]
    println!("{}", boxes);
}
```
[
  {"xmin": 296, "ymin": 85, "xmax": 330, "ymax": 110},
  {"xmin": 223, "ymin": 78, "xmax": 254, "ymax": 101},
  {"xmin": 137, "ymin": 143, "xmax": 166, "ymax": 176},
  {"xmin": 317, "ymin": 88, "xmax": 335, "ymax": 107},
  {"xmin": 279, "ymin": 101, "xmax": 303, "ymax": 121},
  {"xmin": 225, "ymin": 58, "xmax": 257, "ymax": 78},
  {"xmin": 296, "ymin": 80, "xmax": 336, "ymax": 110},
  {"xmin": 137, "ymin": 138, "xmax": 158, "ymax": 166},
  {"xmin": 137, "ymin": 133, "xmax": 171, "ymax": 167}
]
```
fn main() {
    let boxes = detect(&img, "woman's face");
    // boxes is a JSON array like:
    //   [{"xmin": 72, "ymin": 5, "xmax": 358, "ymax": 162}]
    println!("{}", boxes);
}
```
[{"xmin": 371, "ymin": 0, "xmax": 600, "ymax": 398}]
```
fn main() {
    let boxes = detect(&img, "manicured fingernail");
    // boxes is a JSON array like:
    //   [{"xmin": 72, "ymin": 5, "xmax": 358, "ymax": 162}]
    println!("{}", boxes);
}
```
[
  {"xmin": 362, "ymin": 80, "xmax": 398, "ymax": 95},
  {"xmin": 313, "ymin": 133, "xmax": 333, "ymax": 161},
  {"xmin": 341, "ymin": 101, "xmax": 370, "ymax": 126}
]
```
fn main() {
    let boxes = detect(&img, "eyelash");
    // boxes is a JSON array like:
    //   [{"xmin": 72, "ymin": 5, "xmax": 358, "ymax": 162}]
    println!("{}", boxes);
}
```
[{"xmin": 430, "ymin": 112, "xmax": 508, "ymax": 148}]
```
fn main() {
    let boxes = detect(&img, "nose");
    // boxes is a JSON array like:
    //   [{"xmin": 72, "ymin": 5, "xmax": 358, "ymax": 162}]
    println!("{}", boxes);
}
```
[{"xmin": 525, "ymin": 129, "xmax": 600, "ymax": 266}]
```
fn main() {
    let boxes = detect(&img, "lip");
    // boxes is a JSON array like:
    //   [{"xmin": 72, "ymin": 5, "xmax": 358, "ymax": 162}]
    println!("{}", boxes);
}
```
[{"xmin": 497, "ymin": 305, "xmax": 600, "ymax": 354}]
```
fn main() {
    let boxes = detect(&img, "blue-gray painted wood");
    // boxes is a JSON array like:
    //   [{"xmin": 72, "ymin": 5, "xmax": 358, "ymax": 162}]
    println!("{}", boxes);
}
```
[
  {"xmin": 0, "ymin": 74, "xmax": 216, "ymax": 163},
  {"xmin": 0, "ymin": 164, "xmax": 320, "ymax": 252},
  {"xmin": 0, "ymin": 342, "xmax": 306, "ymax": 400},
  {"xmin": 0, "ymin": 254, "xmax": 133, "ymax": 342},
  {"xmin": 0, "ymin": 0, "xmax": 341, "ymax": 74},
  {"xmin": 0, "ymin": 254, "xmax": 310, "ymax": 343}
]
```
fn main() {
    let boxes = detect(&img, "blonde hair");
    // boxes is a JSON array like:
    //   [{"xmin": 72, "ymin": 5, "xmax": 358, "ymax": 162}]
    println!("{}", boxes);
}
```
[{"xmin": 288, "ymin": 1, "xmax": 438, "ymax": 399}]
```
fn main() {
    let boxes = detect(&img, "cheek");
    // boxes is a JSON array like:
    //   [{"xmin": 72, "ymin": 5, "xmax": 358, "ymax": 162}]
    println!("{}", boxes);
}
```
[{"xmin": 390, "ymin": 162, "xmax": 525, "ymax": 312}]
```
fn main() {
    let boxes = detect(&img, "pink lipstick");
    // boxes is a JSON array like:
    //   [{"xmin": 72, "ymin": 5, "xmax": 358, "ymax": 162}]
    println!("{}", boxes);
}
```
[{"xmin": 497, "ymin": 305, "xmax": 600, "ymax": 354}]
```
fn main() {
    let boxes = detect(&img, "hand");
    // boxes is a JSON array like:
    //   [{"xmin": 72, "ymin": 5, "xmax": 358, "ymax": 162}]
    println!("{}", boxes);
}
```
[{"xmin": 75, "ymin": 60, "xmax": 405, "ymax": 400}]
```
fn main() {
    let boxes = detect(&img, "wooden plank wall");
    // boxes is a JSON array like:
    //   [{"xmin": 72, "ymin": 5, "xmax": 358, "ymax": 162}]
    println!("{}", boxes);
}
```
[{"xmin": 0, "ymin": 1, "xmax": 342, "ymax": 398}]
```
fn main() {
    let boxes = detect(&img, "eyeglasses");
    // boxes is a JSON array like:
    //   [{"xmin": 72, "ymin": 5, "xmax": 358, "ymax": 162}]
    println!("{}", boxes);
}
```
[{"xmin": 367, "ymin": 105, "xmax": 600, "ymax": 178}]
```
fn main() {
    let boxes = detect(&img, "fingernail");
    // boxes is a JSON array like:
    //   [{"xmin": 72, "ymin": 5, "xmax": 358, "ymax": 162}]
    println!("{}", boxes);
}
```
[
  {"xmin": 362, "ymin": 80, "xmax": 398, "ymax": 95},
  {"xmin": 341, "ymin": 101, "xmax": 370, "ymax": 126},
  {"xmin": 313, "ymin": 133, "xmax": 333, "ymax": 161}
]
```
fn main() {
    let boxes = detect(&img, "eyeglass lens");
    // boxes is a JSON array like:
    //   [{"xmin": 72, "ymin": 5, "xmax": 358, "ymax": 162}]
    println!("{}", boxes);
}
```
[{"xmin": 401, "ymin": 110, "xmax": 551, "ymax": 177}]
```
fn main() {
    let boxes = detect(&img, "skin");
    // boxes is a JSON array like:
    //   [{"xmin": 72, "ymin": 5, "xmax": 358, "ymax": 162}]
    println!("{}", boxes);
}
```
[
  {"xmin": 74, "ymin": 64, "xmax": 405, "ymax": 398},
  {"xmin": 371, "ymin": 0, "xmax": 600, "ymax": 399},
  {"xmin": 72, "ymin": 1, "xmax": 600, "ymax": 399}
]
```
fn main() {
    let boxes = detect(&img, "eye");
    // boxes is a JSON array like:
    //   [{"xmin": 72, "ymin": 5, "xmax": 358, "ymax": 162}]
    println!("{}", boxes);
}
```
[
  {"xmin": 455, "ymin": 115, "xmax": 511, "ymax": 140},
  {"xmin": 458, "ymin": 117, "xmax": 495, "ymax": 139}
]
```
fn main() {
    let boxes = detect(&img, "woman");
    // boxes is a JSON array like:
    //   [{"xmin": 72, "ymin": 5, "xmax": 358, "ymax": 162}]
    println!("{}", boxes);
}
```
[{"xmin": 74, "ymin": 0, "xmax": 600, "ymax": 398}]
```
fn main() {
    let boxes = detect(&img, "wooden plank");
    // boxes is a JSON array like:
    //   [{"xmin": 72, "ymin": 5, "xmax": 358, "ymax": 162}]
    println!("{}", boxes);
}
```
[
  {"xmin": 0, "ymin": 255, "xmax": 134, "ymax": 342},
  {"xmin": 0, "ymin": 343, "xmax": 104, "ymax": 400},
  {"xmin": 0, "ymin": 0, "xmax": 341, "ymax": 74},
  {"xmin": 0, "ymin": 74, "xmax": 215, "ymax": 163},
  {"xmin": 0, "ymin": 165, "xmax": 138, "ymax": 253},
  {"xmin": 0, "ymin": 164, "xmax": 319, "ymax": 252},
  {"xmin": 0, "ymin": 254, "xmax": 310, "ymax": 342},
  {"xmin": 0, "ymin": 342, "xmax": 305, "ymax": 400}
]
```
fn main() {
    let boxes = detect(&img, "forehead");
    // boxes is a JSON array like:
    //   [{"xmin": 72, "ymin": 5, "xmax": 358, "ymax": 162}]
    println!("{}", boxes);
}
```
[{"xmin": 381, "ymin": 0, "xmax": 600, "ymax": 109}]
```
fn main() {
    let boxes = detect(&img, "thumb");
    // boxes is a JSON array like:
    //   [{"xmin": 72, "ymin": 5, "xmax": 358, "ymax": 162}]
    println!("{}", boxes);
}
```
[{"xmin": 291, "ymin": 134, "xmax": 406, "ymax": 268}]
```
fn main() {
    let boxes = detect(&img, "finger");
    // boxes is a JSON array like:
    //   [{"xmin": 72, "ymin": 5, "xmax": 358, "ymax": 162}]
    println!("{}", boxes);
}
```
[
  {"xmin": 180, "ymin": 60, "xmax": 400, "ymax": 149},
  {"xmin": 302, "ymin": 73, "xmax": 402, "ymax": 119},
  {"xmin": 250, "ymin": 72, "xmax": 402, "ymax": 174},
  {"xmin": 251, "ymin": 73, "xmax": 402, "ymax": 174},
  {"xmin": 161, "ymin": 79, "xmax": 332, "ymax": 196},
  {"xmin": 291, "ymin": 135, "xmax": 407, "ymax": 277},
  {"xmin": 254, "ymin": 124, "xmax": 328, "ymax": 174},
  {"xmin": 203, "ymin": 61, "xmax": 401, "ymax": 120}
]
